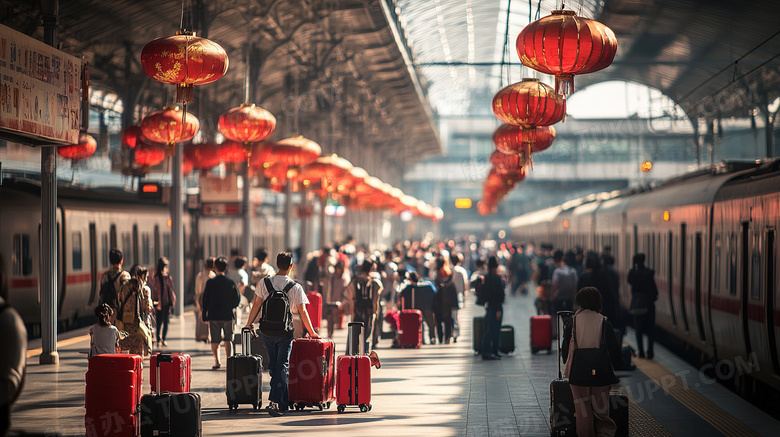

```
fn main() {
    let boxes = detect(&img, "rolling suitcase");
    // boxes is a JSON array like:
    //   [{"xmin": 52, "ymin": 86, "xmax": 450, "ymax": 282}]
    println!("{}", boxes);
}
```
[
  {"xmin": 85, "ymin": 354, "xmax": 142, "ymax": 437},
  {"xmin": 336, "ymin": 322, "xmax": 372, "ymax": 413},
  {"xmin": 609, "ymin": 391, "xmax": 629, "ymax": 437},
  {"xmin": 288, "ymin": 337, "xmax": 335, "ymax": 410},
  {"xmin": 398, "ymin": 293, "xmax": 422, "ymax": 348},
  {"xmin": 306, "ymin": 290, "xmax": 323, "ymax": 331},
  {"xmin": 498, "ymin": 325, "xmax": 516, "ymax": 354},
  {"xmin": 530, "ymin": 315, "xmax": 552, "ymax": 354},
  {"xmin": 140, "ymin": 354, "xmax": 201, "ymax": 437},
  {"xmin": 472, "ymin": 316, "xmax": 485, "ymax": 353},
  {"xmin": 150, "ymin": 352, "xmax": 191, "ymax": 393},
  {"xmin": 226, "ymin": 327, "xmax": 263, "ymax": 410},
  {"xmin": 550, "ymin": 311, "xmax": 576, "ymax": 437}
]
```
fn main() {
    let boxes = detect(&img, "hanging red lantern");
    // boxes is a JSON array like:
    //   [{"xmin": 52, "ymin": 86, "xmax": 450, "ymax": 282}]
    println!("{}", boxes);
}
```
[
  {"xmin": 249, "ymin": 142, "xmax": 274, "ymax": 170},
  {"xmin": 516, "ymin": 10, "xmax": 618, "ymax": 96},
  {"xmin": 183, "ymin": 142, "xmax": 221, "ymax": 169},
  {"xmin": 299, "ymin": 154, "xmax": 353, "ymax": 192},
  {"xmin": 181, "ymin": 157, "xmax": 194, "ymax": 175},
  {"xmin": 492, "ymin": 78, "xmax": 565, "ymax": 127},
  {"xmin": 490, "ymin": 150, "xmax": 526, "ymax": 174},
  {"xmin": 493, "ymin": 124, "xmax": 556, "ymax": 154},
  {"xmin": 218, "ymin": 140, "xmax": 247, "ymax": 164},
  {"xmin": 218, "ymin": 103, "xmax": 276, "ymax": 143},
  {"xmin": 57, "ymin": 133, "xmax": 97, "ymax": 160},
  {"xmin": 140, "ymin": 32, "xmax": 229, "ymax": 103},
  {"xmin": 266, "ymin": 135, "xmax": 321, "ymax": 168},
  {"xmin": 141, "ymin": 106, "xmax": 199, "ymax": 156},
  {"xmin": 121, "ymin": 125, "xmax": 144, "ymax": 149},
  {"xmin": 134, "ymin": 140, "xmax": 167, "ymax": 167}
]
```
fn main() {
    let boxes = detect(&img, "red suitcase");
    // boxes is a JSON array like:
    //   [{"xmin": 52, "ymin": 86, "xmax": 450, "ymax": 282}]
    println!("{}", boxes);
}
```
[
  {"xmin": 530, "ymin": 315, "xmax": 552, "ymax": 354},
  {"xmin": 288, "ymin": 338, "xmax": 335, "ymax": 410},
  {"xmin": 306, "ymin": 291, "xmax": 323, "ymax": 331},
  {"xmin": 85, "ymin": 354, "xmax": 143, "ymax": 437},
  {"xmin": 336, "ymin": 322, "xmax": 372, "ymax": 413},
  {"xmin": 398, "ymin": 309, "xmax": 422, "ymax": 348},
  {"xmin": 150, "ymin": 352, "xmax": 191, "ymax": 392}
]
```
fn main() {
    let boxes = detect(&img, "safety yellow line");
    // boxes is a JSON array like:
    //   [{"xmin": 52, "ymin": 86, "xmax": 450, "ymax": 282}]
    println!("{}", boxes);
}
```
[{"xmin": 633, "ymin": 358, "xmax": 762, "ymax": 437}]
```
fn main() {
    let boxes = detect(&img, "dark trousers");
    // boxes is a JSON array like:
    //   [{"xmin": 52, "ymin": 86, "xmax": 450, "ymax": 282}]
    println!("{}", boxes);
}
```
[
  {"xmin": 352, "ymin": 309, "xmax": 376, "ymax": 353},
  {"xmin": 325, "ymin": 303, "xmax": 339, "ymax": 338},
  {"xmin": 264, "ymin": 335, "xmax": 294, "ymax": 410},
  {"xmin": 481, "ymin": 306, "xmax": 502, "ymax": 356},
  {"xmin": 421, "ymin": 309, "xmax": 436, "ymax": 343},
  {"xmin": 434, "ymin": 309, "xmax": 454, "ymax": 343},
  {"xmin": 155, "ymin": 306, "xmax": 171, "ymax": 342},
  {"xmin": 634, "ymin": 304, "xmax": 656, "ymax": 356}
]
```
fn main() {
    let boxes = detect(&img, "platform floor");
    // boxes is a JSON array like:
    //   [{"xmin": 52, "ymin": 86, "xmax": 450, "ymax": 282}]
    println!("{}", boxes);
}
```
[{"xmin": 14, "ymin": 291, "xmax": 780, "ymax": 436}]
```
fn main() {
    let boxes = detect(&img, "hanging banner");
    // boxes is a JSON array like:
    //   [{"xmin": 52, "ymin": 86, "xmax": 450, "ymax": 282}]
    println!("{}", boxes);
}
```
[{"xmin": 0, "ymin": 24, "xmax": 82, "ymax": 145}]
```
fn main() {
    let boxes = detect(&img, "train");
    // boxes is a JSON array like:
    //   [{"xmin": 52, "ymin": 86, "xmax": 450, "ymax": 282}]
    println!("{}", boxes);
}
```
[
  {"xmin": 0, "ymin": 176, "xmax": 284, "ymax": 337},
  {"xmin": 510, "ymin": 159, "xmax": 780, "ymax": 397}
]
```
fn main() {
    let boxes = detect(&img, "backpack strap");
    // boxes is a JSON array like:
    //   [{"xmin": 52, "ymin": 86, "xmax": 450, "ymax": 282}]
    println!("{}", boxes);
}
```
[
  {"xmin": 282, "ymin": 281, "xmax": 296, "ymax": 293},
  {"xmin": 264, "ymin": 277, "xmax": 276, "ymax": 294}
]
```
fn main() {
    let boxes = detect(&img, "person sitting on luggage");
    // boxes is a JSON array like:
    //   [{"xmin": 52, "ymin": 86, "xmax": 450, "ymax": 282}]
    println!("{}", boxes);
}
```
[
  {"xmin": 561, "ymin": 287, "xmax": 623, "ymax": 437},
  {"xmin": 480, "ymin": 256, "xmax": 505, "ymax": 360},
  {"xmin": 202, "ymin": 256, "xmax": 241, "ymax": 370},
  {"xmin": 344, "ymin": 260, "xmax": 383, "ymax": 353},
  {"xmin": 398, "ymin": 271, "xmax": 437, "ymax": 345},
  {"xmin": 89, "ymin": 303, "xmax": 122, "ymax": 358},
  {"xmin": 244, "ymin": 252, "xmax": 320, "ymax": 417}
]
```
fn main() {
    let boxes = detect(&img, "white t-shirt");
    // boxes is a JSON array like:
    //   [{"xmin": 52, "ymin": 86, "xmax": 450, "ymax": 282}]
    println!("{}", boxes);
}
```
[
  {"xmin": 254, "ymin": 275, "xmax": 308, "ymax": 314},
  {"xmin": 89, "ymin": 324, "xmax": 119, "ymax": 358}
]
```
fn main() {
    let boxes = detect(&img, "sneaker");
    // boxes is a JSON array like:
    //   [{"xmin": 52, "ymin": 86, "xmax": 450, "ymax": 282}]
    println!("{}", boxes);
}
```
[{"xmin": 267, "ymin": 402, "xmax": 284, "ymax": 417}]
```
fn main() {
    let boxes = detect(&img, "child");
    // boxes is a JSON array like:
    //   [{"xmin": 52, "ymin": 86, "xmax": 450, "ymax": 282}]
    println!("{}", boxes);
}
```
[{"xmin": 88, "ymin": 303, "xmax": 121, "ymax": 358}]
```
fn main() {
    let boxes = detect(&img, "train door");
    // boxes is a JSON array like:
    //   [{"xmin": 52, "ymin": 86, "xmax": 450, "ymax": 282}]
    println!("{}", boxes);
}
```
[
  {"xmin": 88, "ymin": 223, "xmax": 98, "ymax": 305},
  {"xmin": 695, "ymin": 232, "xmax": 707, "ymax": 342},
  {"xmin": 668, "ymin": 231, "xmax": 677, "ymax": 325},
  {"xmin": 110, "ymin": 224, "xmax": 117, "ymax": 249},
  {"xmin": 740, "ymin": 221, "xmax": 753, "ymax": 357},
  {"xmin": 766, "ymin": 229, "xmax": 779, "ymax": 374},
  {"xmin": 679, "ymin": 223, "xmax": 689, "ymax": 332}
]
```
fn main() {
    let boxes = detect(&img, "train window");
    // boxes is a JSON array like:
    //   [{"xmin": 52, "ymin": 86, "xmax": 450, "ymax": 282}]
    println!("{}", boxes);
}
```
[
  {"xmin": 122, "ymin": 232, "xmax": 132, "ymax": 264},
  {"xmin": 72, "ymin": 232, "xmax": 83, "ymax": 271},
  {"xmin": 729, "ymin": 233, "xmax": 737, "ymax": 296},
  {"xmin": 110, "ymin": 224, "xmax": 117, "ymax": 249},
  {"xmin": 713, "ymin": 235, "xmax": 721, "ymax": 293},
  {"xmin": 12, "ymin": 234, "xmax": 33, "ymax": 276},
  {"xmin": 101, "ymin": 233, "xmax": 109, "ymax": 268},
  {"xmin": 142, "ymin": 234, "xmax": 150, "ymax": 265},
  {"xmin": 751, "ymin": 233, "xmax": 761, "ymax": 301}
]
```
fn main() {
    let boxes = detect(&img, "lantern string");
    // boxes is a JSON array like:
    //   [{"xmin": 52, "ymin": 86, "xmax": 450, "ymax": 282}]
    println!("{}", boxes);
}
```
[
  {"xmin": 535, "ymin": 0, "xmax": 542, "ymax": 20},
  {"xmin": 500, "ymin": 0, "xmax": 513, "ymax": 87}
]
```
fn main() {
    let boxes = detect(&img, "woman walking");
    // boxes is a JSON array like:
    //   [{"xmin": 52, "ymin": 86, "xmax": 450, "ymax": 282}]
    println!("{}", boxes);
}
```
[{"xmin": 151, "ymin": 257, "xmax": 175, "ymax": 347}]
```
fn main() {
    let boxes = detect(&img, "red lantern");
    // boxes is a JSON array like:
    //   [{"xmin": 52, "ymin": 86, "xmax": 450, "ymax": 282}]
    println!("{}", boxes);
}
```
[
  {"xmin": 141, "ymin": 107, "xmax": 199, "ymax": 155},
  {"xmin": 299, "ymin": 154, "xmax": 353, "ymax": 192},
  {"xmin": 249, "ymin": 142, "xmax": 274, "ymax": 169},
  {"xmin": 218, "ymin": 140, "xmax": 247, "ymax": 164},
  {"xmin": 493, "ymin": 124, "xmax": 556, "ymax": 154},
  {"xmin": 134, "ymin": 141, "xmax": 167, "ymax": 167},
  {"xmin": 492, "ymin": 79, "xmax": 565, "ymax": 127},
  {"xmin": 490, "ymin": 150, "xmax": 525, "ymax": 174},
  {"xmin": 218, "ymin": 103, "xmax": 276, "ymax": 143},
  {"xmin": 121, "ymin": 125, "xmax": 144, "ymax": 149},
  {"xmin": 140, "ymin": 33, "xmax": 229, "ymax": 103},
  {"xmin": 516, "ymin": 10, "xmax": 617, "ymax": 96},
  {"xmin": 181, "ymin": 157, "xmax": 194, "ymax": 175},
  {"xmin": 266, "ymin": 135, "xmax": 321, "ymax": 168},
  {"xmin": 57, "ymin": 133, "xmax": 97, "ymax": 160},
  {"xmin": 183, "ymin": 142, "xmax": 221, "ymax": 169}
]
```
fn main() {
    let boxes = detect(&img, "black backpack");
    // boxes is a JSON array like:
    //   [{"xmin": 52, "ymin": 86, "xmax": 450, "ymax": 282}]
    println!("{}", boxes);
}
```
[
  {"xmin": 353, "ymin": 277, "xmax": 374, "ymax": 311},
  {"xmin": 258, "ymin": 277, "xmax": 295, "ymax": 338},
  {"xmin": 99, "ymin": 271, "xmax": 122, "ymax": 309}
]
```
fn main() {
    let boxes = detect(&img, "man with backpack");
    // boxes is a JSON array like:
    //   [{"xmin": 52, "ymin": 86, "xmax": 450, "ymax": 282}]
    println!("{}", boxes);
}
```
[
  {"xmin": 99, "ymin": 248, "xmax": 130, "ymax": 324},
  {"xmin": 244, "ymin": 252, "xmax": 320, "ymax": 417},
  {"xmin": 345, "ymin": 260, "xmax": 383, "ymax": 353}
]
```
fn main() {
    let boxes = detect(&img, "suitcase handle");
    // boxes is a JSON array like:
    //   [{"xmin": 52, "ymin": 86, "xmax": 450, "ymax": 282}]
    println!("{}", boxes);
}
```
[
  {"xmin": 242, "ymin": 327, "xmax": 253, "ymax": 356},
  {"xmin": 347, "ymin": 322, "xmax": 364, "ymax": 356},
  {"xmin": 556, "ymin": 311, "xmax": 573, "ymax": 380}
]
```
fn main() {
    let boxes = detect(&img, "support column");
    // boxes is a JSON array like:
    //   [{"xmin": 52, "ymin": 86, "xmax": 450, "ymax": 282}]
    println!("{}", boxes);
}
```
[
  {"xmin": 242, "ymin": 166, "xmax": 252, "ymax": 260},
  {"xmin": 40, "ymin": 0, "xmax": 59, "ymax": 365},
  {"xmin": 284, "ymin": 178, "xmax": 292, "ymax": 252},
  {"xmin": 171, "ymin": 144, "xmax": 185, "ymax": 318},
  {"xmin": 319, "ymin": 194, "xmax": 327, "ymax": 250}
]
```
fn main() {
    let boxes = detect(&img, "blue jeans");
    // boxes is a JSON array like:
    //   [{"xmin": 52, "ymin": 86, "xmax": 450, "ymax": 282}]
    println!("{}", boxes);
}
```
[
  {"xmin": 264, "ymin": 335, "xmax": 294, "ymax": 410},
  {"xmin": 481, "ymin": 306, "xmax": 502, "ymax": 356}
]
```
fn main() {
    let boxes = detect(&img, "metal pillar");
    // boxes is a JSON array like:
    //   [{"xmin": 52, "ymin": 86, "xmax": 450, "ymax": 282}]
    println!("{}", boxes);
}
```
[
  {"xmin": 171, "ymin": 145, "xmax": 185, "ymax": 317},
  {"xmin": 242, "ymin": 167, "xmax": 252, "ymax": 260},
  {"xmin": 319, "ymin": 194, "xmax": 327, "ymax": 250},
  {"xmin": 40, "ymin": 0, "xmax": 59, "ymax": 365},
  {"xmin": 284, "ymin": 178, "xmax": 292, "ymax": 251}
]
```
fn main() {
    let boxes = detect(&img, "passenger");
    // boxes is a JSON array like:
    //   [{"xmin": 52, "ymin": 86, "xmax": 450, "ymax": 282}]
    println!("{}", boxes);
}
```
[
  {"xmin": 88, "ymin": 304, "xmax": 121, "ymax": 358},
  {"xmin": 150, "ymin": 257, "xmax": 175, "ymax": 347},
  {"xmin": 601, "ymin": 254, "xmax": 622, "ymax": 333},
  {"xmin": 398, "ymin": 271, "xmax": 437, "ymax": 345},
  {"xmin": 480, "ymin": 256, "xmax": 505, "ymax": 360},
  {"xmin": 202, "ymin": 256, "xmax": 241, "ymax": 370},
  {"xmin": 550, "ymin": 250, "xmax": 578, "ymax": 333},
  {"xmin": 344, "ymin": 260, "xmax": 383, "ymax": 353},
  {"xmin": 99, "ymin": 248, "xmax": 131, "ymax": 324},
  {"xmin": 561, "ymin": 287, "xmax": 622, "ymax": 437},
  {"xmin": 321, "ymin": 259, "xmax": 350, "ymax": 339},
  {"xmin": 0, "ymin": 253, "xmax": 27, "ymax": 437},
  {"xmin": 449, "ymin": 252, "xmax": 469, "ymax": 342},
  {"xmin": 116, "ymin": 272, "xmax": 153, "ymax": 356},
  {"xmin": 627, "ymin": 253, "xmax": 658, "ymax": 359},
  {"xmin": 433, "ymin": 257, "xmax": 458, "ymax": 344},
  {"xmin": 226, "ymin": 256, "xmax": 249, "ymax": 316},
  {"xmin": 193, "ymin": 257, "xmax": 216, "ymax": 343},
  {"xmin": 577, "ymin": 253, "xmax": 618, "ymax": 325},
  {"xmin": 244, "ymin": 252, "xmax": 320, "ymax": 417}
]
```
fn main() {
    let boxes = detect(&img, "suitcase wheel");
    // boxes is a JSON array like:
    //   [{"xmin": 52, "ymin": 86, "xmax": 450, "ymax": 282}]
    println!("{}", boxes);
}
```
[
  {"xmin": 326, "ymin": 401, "xmax": 332, "ymax": 409},
  {"xmin": 359, "ymin": 404, "xmax": 369, "ymax": 412},
  {"xmin": 228, "ymin": 404, "xmax": 238, "ymax": 411},
  {"xmin": 317, "ymin": 403, "xmax": 324, "ymax": 411},
  {"xmin": 337, "ymin": 404, "xmax": 346, "ymax": 413},
  {"xmin": 253, "ymin": 403, "xmax": 259, "ymax": 410},
  {"xmin": 531, "ymin": 347, "xmax": 538, "ymax": 354}
]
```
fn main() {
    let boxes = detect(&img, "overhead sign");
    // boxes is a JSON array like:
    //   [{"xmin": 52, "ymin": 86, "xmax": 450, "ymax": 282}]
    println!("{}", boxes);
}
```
[
  {"xmin": 0, "ymin": 24, "xmax": 83, "ymax": 145},
  {"xmin": 200, "ymin": 174, "xmax": 240, "ymax": 203},
  {"xmin": 202, "ymin": 203, "xmax": 240, "ymax": 216}
]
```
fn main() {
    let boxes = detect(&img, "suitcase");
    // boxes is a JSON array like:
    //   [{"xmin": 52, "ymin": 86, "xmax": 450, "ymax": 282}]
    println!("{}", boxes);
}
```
[
  {"xmin": 85, "ymin": 354, "xmax": 142, "ymax": 437},
  {"xmin": 195, "ymin": 309, "xmax": 209, "ymax": 342},
  {"xmin": 498, "ymin": 325, "xmax": 516, "ymax": 354},
  {"xmin": 288, "ymin": 338, "xmax": 335, "ymax": 410},
  {"xmin": 398, "ymin": 293, "xmax": 422, "ymax": 348},
  {"xmin": 609, "ymin": 391, "xmax": 629, "ymax": 437},
  {"xmin": 140, "ymin": 354, "xmax": 201, "ymax": 437},
  {"xmin": 472, "ymin": 316, "xmax": 485, "ymax": 353},
  {"xmin": 150, "ymin": 353, "xmax": 191, "ymax": 393},
  {"xmin": 530, "ymin": 315, "xmax": 552, "ymax": 354},
  {"xmin": 226, "ymin": 327, "xmax": 263, "ymax": 410},
  {"xmin": 233, "ymin": 330, "xmax": 269, "ymax": 370},
  {"xmin": 550, "ymin": 311, "xmax": 576, "ymax": 437},
  {"xmin": 306, "ymin": 291, "xmax": 323, "ymax": 331},
  {"xmin": 336, "ymin": 322, "xmax": 372, "ymax": 413}
]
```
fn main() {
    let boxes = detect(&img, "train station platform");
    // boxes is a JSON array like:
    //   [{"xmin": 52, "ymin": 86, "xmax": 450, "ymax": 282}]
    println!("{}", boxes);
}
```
[{"xmin": 14, "ymin": 292, "xmax": 780, "ymax": 436}]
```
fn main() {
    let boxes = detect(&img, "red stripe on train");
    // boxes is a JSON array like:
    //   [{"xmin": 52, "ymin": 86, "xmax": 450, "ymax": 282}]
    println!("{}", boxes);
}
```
[
  {"xmin": 66, "ymin": 273, "xmax": 92, "ymax": 284},
  {"xmin": 10, "ymin": 278, "xmax": 37, "ymax": 288},
  {"xmin": 711, "ymin": 296, "xmax": 770, "ymax": 323}
]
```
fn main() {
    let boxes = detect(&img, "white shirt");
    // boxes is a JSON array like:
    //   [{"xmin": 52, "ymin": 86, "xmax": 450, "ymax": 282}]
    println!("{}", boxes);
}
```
[{"xmin": 254, "ymin": 275, "xmax": 308, "ymax": 314}]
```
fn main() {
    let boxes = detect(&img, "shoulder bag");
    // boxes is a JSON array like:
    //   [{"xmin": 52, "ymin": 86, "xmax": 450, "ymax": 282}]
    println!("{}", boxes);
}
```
[{"xmin": 568, "ymin": 315, "xmax": 618, "ymax": 386}]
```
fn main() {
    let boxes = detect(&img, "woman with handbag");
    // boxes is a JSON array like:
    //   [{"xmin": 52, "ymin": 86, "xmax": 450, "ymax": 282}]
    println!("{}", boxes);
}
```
[
  {"xmin": 561, "ymin": 287, "xmax": 623, "ymax": 437},
  {"xmin": 116, "ymin": 271, "xmax": 153, "ymax": 356},
  {"xmin": 627, "ymin": 253, "xmax": 658, "ymax": 359}
]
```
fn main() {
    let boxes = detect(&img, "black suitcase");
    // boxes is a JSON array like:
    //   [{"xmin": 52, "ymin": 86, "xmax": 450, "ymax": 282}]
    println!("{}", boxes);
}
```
[
  {"xmin": 609, "ymin": 391, "xmax": 629, "ymax": 437},
  {"xmin": 550, "ymin": 311, "xmax": 576, "ymax": 437},
  {"xmin": 226, "ymin": 327, "xmax": 263, "ymax": 410},
  {"xmin": 140, "ymin": 354, "xmax": 202, "ymax": 437},
  {"xmin": 498, "ymin": 325, "xmax": 516, "ymax": 354}
]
